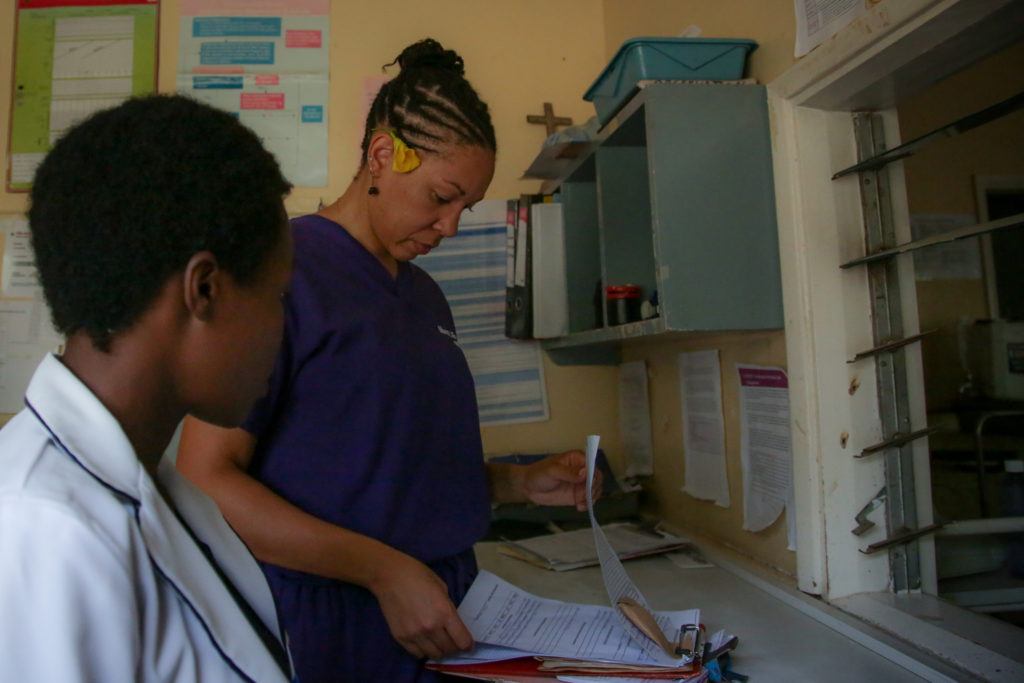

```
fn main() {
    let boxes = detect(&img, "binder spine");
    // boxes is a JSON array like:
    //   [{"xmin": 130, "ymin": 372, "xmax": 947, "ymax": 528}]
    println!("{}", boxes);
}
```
[{"xmin": 503, "ymin": 198, "xmax": 518, "ymax": 337}]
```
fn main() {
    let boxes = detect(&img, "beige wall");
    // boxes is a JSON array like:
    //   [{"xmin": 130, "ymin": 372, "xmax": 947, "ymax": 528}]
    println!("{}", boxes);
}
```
[{"xmin": 898, "ymin": 41, "xmax": 1024, "ymax": 412}]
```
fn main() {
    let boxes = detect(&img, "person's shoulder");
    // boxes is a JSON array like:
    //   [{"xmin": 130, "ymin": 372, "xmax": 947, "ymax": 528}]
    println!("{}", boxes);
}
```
[
  {"xmin": 289, "ymin": 214, "xmax": 329, "ymax": 250},
  {"xmin": 0, "ymin": 409, "xmax": 53, "ymax": 494},
  {"xmin": 0, "ymin": 414, "xmax": 137, "ymax": 552},
  {"xmin": 288, "ymin": 215, "xmax": 357, "ymax": 280}
]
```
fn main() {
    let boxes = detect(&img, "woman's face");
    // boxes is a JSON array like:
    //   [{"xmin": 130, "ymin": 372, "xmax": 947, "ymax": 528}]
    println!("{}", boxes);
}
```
[{"xmin": 368, "ymin": 142, "xmax": 495, "ymax": 263}]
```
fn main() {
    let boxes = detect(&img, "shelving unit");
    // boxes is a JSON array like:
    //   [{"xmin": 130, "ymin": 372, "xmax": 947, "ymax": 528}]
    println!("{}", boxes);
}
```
[{"xmin": 530, "ymin": 82, "xmax": 784, "ymax": 365}]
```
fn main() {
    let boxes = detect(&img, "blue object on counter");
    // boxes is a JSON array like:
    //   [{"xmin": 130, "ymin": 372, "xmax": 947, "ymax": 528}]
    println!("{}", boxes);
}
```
[{"xmin": 584, "ymin": 37, "xmax": 758, "ymax": 124}]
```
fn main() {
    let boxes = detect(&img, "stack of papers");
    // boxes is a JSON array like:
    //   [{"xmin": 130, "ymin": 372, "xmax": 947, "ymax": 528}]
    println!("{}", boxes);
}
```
[
  {"xmin": 429, "ymin": 571, "xmax": 709, "ymax": 680},
  {"xmin": 431, "ymin": 436, "xmax": 739, "ymax": 681},
  {"xmin": 499, "ymin": 523, "xmax": 693, "ymax": 571}
]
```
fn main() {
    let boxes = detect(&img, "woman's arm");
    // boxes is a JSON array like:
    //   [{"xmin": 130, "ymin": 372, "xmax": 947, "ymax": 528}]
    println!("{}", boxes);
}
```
[{"xmin": 176, "ymin": 417, "xmax": 472, "ymax": 659}]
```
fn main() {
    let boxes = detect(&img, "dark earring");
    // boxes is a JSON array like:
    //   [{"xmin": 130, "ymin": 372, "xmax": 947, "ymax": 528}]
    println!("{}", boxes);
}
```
[{"xmin": 368, "ymin": 185, "xmax": 380, "ymax": 196}]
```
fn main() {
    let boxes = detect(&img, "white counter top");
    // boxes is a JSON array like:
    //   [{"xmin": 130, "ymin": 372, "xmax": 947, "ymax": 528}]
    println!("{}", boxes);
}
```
[{"xmin": 474, "ymin": 541, "xmax": 966, "ymax": 681}]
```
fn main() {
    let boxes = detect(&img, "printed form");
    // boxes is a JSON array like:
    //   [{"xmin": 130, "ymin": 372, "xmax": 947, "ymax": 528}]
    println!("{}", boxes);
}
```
[
  {"xmin": 679, "ymin": 350, "xmax": 730, "ymax": 507},
  {"xmin": 619, "ymin": 361, "xmax": 654, "ymax": 477},
  {"xmin": 737, "ymin": 365, "xmax": 793, "ymax": 533},
  {"xmin": 49, "ymin": 16, "xmax": 135, "ymax": 146},
  {"xmin": 454, "ymin": 570, "xmax": 697, "ymax": 666}
]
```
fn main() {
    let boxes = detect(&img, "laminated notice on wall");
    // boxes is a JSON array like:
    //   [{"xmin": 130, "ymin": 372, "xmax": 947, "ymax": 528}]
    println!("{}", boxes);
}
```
[
  {"xmin": 0, "ymin": 216, "xmax": 63, "ymax": 414},
  {"xmin": 679, "ymin": 350, "xmax": 730, "ymax": 507},
  {"xmin": 620, "ymin": 360, "xmax": 654, "ymax": 477},
  {"xmin": 177, "ymin": 0, "xmax": 329, "ymax": 187},
  {"xmin": 417, "ymin": 200, "xmax": 549, "ymax": 425},
  {"xmin": 794, "ymin": 0, "xmax": 869, "ymax": 57},
  {"xmin": 736, "ymin": 364, "xmax": 792, "ymax": 533},
  {"xmin": 7, "ymin": 0, "xmax": 159, "ymax": 191}
]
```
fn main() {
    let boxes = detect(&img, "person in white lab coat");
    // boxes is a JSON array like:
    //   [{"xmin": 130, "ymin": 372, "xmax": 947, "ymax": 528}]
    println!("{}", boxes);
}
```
[{"xmin": 0, "ymin": 95, "xmax": 296, "ymax": 682}]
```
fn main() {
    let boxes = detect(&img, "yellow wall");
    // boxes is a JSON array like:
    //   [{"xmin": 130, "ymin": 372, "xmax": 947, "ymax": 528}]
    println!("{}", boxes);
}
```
[{"xmin": 898, "ymin": 41, "xmax": 1024, "ymax": 412}]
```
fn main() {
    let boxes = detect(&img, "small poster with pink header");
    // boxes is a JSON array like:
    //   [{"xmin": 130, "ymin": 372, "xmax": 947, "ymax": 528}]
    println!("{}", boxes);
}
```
[
  {"xmin": 736, "ymin": 364, "xmax": 793, "ymax": 535},
  {"xmin": 177, "ymin": 0, "xmax": 329, "ymax": 186}
]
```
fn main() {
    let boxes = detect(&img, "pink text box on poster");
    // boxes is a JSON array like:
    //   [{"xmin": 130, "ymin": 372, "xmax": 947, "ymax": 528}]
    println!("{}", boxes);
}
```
[
  {"xmin": 241, "ymin": 93, "xmax": 285, "ymax": 110},
  {"xmin": 286, "ymin": 30, "xmax": 322, "ymax": 48},
  {"xmin": 255, "ymin": 74, "xmax": 280, "ymax": 86}
]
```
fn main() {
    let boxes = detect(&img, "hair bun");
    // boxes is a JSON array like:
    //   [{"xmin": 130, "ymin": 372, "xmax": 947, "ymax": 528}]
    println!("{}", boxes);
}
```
[{"xmin": 394, "ymin": 38, "xmax": 465, "ymax": 76}]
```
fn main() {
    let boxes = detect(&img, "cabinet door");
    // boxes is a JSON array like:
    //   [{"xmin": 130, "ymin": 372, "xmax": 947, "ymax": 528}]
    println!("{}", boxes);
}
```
[{"xmin": 646, "ymin": 84, "xmax": 783, "ymax": 331}]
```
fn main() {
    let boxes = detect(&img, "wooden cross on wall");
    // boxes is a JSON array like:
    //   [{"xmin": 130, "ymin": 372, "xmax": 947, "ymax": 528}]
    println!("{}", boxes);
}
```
[{"xmin": 527, "ymin": 102, "xmax": 573, "ymax": 136}]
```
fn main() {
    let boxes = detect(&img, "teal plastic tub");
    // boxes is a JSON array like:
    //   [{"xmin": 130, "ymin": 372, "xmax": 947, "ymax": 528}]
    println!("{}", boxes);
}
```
[{"xmin": 584, "ymin": 37, "xmax": 758, "ymax": 124}]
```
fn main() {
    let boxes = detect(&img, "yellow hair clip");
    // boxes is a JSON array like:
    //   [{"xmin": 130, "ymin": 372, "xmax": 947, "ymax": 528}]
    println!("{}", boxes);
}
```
[{"xmin": 374, "ymin": 128, "xmax": 421, "ymax": 173}]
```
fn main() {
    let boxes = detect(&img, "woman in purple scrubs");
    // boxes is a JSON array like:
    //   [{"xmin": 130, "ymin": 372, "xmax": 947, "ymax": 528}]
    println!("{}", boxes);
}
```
[{"xmin": 178, "ymin": 39, "xmax": 593, "ymax": 683}]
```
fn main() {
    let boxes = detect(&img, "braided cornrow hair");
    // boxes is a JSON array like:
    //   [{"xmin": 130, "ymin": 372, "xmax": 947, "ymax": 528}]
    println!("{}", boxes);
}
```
[{"xmin": 361, "ymin": 38, "xmax": 496, "ymax": 164}]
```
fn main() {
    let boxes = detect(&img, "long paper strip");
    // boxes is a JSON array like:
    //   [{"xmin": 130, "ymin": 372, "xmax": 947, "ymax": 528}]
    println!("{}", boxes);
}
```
[{"xmin": 586, "ymin": 435, "xmax": 688, "ymax": 666}]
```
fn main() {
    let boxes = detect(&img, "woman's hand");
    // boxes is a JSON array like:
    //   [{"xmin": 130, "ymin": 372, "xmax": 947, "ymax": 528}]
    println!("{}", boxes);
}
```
[
  {"xmin": 368, "ymin": 550, "xmax": 474, "ymax": 660},
  {"xmin": 520, "ymin": 450, "xmax": 603, "ymax": 511},
  {"xmin": 487, "ymin": 451, "xmax": 604, "ymax": 509}
]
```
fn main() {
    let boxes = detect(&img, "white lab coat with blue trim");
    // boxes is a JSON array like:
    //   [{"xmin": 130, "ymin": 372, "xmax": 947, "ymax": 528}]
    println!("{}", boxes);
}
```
[{"xmin": 0, "ymin": 354, "xmax": 292, "ymax": 682}]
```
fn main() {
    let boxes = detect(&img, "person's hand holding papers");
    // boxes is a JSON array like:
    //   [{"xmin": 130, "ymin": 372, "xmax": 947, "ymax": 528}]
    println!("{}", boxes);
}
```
[
  {"xmin": 488, "ymin": 449, "xmax": 603, "ymax": 511},
  {"xmin": 371, "ymin": 550, "xmax": 474, "ymax": 660}
]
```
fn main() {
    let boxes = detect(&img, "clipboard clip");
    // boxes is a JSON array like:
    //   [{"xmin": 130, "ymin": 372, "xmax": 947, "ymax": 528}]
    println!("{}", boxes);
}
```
[
  {"xmin": 616, "ymin": 596, "xmax": 678, "ymax": 659},
  {"xmin": 676, "ymin": 623, "xmax": 703, "ymax": 659}
]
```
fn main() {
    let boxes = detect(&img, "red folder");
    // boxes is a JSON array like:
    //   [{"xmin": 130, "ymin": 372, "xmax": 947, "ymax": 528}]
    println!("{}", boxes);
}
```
[{"xmin": 426, "ymin": 656, "xmax": 707, "ymax": 681}]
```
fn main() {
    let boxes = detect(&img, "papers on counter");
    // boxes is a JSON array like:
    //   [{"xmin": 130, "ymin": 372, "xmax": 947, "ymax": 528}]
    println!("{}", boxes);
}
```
[{"xmin": 499, "ymin": 522, "xmax": 692, "ymax": 572}]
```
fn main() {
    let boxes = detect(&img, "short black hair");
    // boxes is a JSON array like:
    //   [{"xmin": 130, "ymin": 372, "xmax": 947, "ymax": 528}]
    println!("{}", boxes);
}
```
[
  {"xmin": 29, "ymin": 94, "xmax": 291, "ymax": 351},
  {"xmin": 361, "ymin": 38, "xmax": 496, "ymax": 161}
]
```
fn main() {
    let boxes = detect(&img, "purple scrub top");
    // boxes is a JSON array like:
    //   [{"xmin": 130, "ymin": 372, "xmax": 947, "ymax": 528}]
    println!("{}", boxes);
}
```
[{"xmin": 243, "ymin": 214, "xmax": 491, "ymax": 682}]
